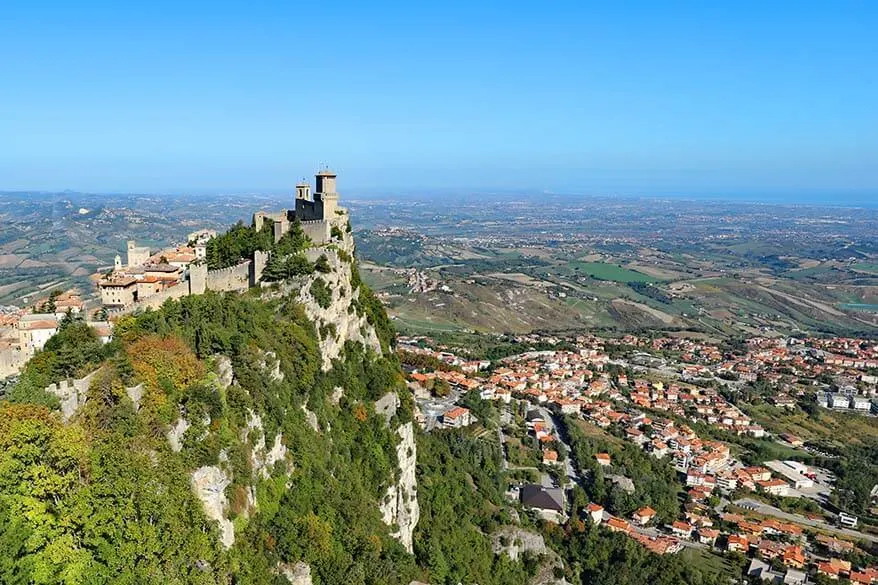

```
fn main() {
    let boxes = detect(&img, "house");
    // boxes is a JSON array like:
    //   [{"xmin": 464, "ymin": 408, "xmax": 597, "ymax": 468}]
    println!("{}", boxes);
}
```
[
  {"xmin": 669, "ymin": 521, "xmax": 693, "ymax": 539},
  {"xmin": 442, "ymin": 406, "xmax": 471, "ymax": 428},
  {"xmin": 850, "ymin": 568, "xmax": 878, "ymax": 585},
  {"xmin": 716, "ymin": 473, "xmax": 738, "ymax": 492},
  {"xmin": 756, "ymin": 478, "xmax": 789, "ymax": 497},
  {"xmin": 542, "ymin": 449, "xmax": 559, "ymax": 465},
  {"xmin": 520, "ymin": 484, "xmax": 565, "ymax": 522},
  {"xmin": 586, "ymin": 503, "xmax": 604, "ymax": 524},
  {"xmin": 815, "ymin": 534, "xmax": 855, "ymax": 555},
  {"xmin": 626, "ymin": 427, "xmax": 648, "ymax": 445},
  {"xmin": 782, "ymin": 545, "xmax": 806, "ymax": 569},
  {"xmin": 606, "ymin": 517, "xmax": 631, "ymax": 534},
  {"xmin": 17, "ymin": 314, "xmax": 60, "ymax": 352},
  {"xmin": 817, "ymin": 558, "xmax": 851, "ymax": 580},
  {"xmin": 98, "ymin": 275, "xmax": 138, "ymax": 307},
  {"xmin": 757, "ymin": 539, "xmax": 784, "ymax": 560},
  {"xmin": 743, "ymin": 466, "xmax": 772, "ymax": 482},
  {"xmin": 726, "ymin": 534, "xmax": 749, "ymax": 553},
  {"xmin": 779, "ymin": 433, "xmax": 804, "ymax": 447},
  {"xmin": 697, "ymin": 528, "xmax": 719, "ymax": 546},
  {"xmin": 595, "ymin": 453, "xmax": 611, "ymax": 466},
  {"xmin": 632, "ymin": 506, "xmax": 656, "ymax": 526}
]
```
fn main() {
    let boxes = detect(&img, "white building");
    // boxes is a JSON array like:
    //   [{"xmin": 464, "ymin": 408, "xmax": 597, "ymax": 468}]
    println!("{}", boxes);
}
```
[
  {"xmin": 839, "ymin": 512, "xmax": 858, "ymax": 529},
  {"xmin": 17, "ymin": 314, "xmax": 60, "ymax": 352},
  {"xmin": 852, "ymin": 396, "xmax": 872, "ymax": 411}
]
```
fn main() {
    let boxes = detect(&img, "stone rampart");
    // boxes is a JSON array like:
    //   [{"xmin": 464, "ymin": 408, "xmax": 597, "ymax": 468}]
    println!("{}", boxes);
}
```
[{"xmin": 206, "ymin": 261, "xmax": 251, "ymax": 293}]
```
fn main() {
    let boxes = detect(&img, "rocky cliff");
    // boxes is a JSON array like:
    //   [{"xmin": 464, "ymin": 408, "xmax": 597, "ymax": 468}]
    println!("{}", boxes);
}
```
[
  {"xmin": 381, "ymin": 420, "xmax": 420, "ymax": 554},
  {"xmin": 291, "ymin": 219, "xmax": 382, "ymax": 370}
]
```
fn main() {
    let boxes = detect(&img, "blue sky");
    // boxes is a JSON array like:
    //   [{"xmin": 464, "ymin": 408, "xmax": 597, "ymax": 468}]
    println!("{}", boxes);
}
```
[{"xmin": 1, "ymin": 1, "xmax": 876, "ymax": 197}]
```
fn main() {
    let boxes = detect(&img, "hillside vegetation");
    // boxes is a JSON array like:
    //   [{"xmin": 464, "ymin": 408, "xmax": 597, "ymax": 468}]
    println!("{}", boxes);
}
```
[{"xmin": 0, "ymin": 221, "xmax": 750, "ymax": 585}]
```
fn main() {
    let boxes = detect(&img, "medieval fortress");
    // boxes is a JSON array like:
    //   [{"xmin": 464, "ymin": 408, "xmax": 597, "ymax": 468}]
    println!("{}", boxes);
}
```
[{"xmin": 98, "ymin": 169, "xmax": 347, "ymax": 315}]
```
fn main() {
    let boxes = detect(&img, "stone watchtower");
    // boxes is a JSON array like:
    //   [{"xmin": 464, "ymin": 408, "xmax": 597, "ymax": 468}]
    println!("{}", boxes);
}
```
[
  {"xmin": 315, "ymin": 169, "xmax": 339, "ymax": 218},
  {"xmin": 295, "ymin": 180, "xmax": 311, "ymax": 203}
]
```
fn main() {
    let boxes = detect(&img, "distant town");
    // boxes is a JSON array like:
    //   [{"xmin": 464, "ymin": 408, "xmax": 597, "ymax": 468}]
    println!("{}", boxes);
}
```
[{"xmin": 400, "ymin": 331, "xmax": 878, "ymax": 584}]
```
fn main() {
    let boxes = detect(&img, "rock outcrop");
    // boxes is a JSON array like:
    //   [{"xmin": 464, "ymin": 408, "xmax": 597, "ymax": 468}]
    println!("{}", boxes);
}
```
[
  {"xmin": 293, "ymin": 219, "xmax": 382, "ymax": 371},
  {"xmin": 166, "ymin": 417, "xmax": 191, "ymax": 453},
  {"xmin": 243, "ymin": 410, "xmax": 289, "ymax": 479},
  {"xmin": 492, "ymin": 527, "xmax": 548, "ymax": 561},
  {"xmin": 191, "ymin": 466, "xmax": 234, "ymax": 548},
  {"xmin": 380, "ymin": 421, "xmax": 420, "ymax": 553},
  {"xmin": 278, "ymin": 561, "xmax": 313, "ymax": 585}
]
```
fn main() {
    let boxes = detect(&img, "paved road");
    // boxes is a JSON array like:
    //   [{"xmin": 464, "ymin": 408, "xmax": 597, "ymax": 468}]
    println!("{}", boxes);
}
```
[
  {"xmin": 536, "ymin": 406, "xmax": 579, "ymax": 483},
  {"xmin": 734, "ymin": 499, "xmax": 877, "ymax": 544}
]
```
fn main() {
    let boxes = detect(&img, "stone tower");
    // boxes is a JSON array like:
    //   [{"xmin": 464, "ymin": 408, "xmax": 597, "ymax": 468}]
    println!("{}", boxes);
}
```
[
  {"xmin": 189, "ymin": 262, "xmax": 207, "ymax": 295},
  {"xmin": 252, "ymin": 250, "xmax": 269, "ymax": 286},
  {"xmin": 295, "ymin": 180, "xmax": 311, "ymax": 202},
  {"xmin": 315, "ymin": 169, "xmax": 338, "ymax": 218}
]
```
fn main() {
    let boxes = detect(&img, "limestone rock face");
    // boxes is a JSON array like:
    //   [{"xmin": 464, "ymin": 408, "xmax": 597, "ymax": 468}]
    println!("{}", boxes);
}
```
[
  {"xmin": 215, "ymin": 355, "xmax": 234, "ymax": 389},
  {"xmin": 491, "ymin": 527, "xmax": 548, "ymax": 561},
  {"xmin": 380, "ymin": 422, "xmax": 420, "ymax": 553},
  {"xmin": 166, "ymin": 417, "xmax": 191, "ymax": 453},
  {"xmin": 243, "ymin": 410, "xmax": 289, "ymax": 479},
  {"xmin": 191, "ymin": 466, "xmax": 234, "ymax": 548},
  {"xmin": 278, "ymin": 561, "xmax": 312, "ymax": 585},
  {"xmin": 293, "ymin": 219, "xmax": 382, "ymax": 371},
  {"xmin": 125, "ymin": 383, "xmax": 144, "ymax": 410},
  {"xmin": 375, "ymin": 391, "xmax": 400, "ymax": 426},
  {"xmin": 302, "ymin": 405, "xmax": 319, "ymax": 432}
]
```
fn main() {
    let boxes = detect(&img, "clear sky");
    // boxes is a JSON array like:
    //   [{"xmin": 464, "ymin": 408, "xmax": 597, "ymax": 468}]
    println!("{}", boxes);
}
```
[{"xmin": 1, "ymin": 1, "xmax": 877, "ymax": 198}]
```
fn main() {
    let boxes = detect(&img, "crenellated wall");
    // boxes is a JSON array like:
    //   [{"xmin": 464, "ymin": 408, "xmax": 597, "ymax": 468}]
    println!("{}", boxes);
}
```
[
  {"xmin": 300, "ymin": 220, "xmax": 330, "ymax": 246},
  {"xmin": 45, "ymin": 370, "xmax": 100, "ymax": 421},
  {"xmin": 206, "ymin": 261, "xmax": 251, "ymax": 293}
]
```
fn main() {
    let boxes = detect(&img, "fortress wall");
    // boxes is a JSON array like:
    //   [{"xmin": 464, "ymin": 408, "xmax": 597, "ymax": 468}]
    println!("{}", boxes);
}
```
[
  {"xmin": 46, "ymin": 369, "xmax": 100, "ymax": 421},
  {"xmin": 301, "ymin": 220, "xmax": 329, "ymax": 245},
  {"xmin": 106, "ymin": 282, "xmax": 190, "ymax": 317},
  {"xmin": 136, "ymin": 283, "xmax": 190, "ymax": 310},
  {"xmin": 0, "ymin": 347, "xmax": 28, "ymax": 379},
  {"xmin": 207, "ymin": 261, "xmax": 251, "ymax": 293},
  {"xmin": 304, "ymin": 247, "xmax": 340, "ymax": 264}
]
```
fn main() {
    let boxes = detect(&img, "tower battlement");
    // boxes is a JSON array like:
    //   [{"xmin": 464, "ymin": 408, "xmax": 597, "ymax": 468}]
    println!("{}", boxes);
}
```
[{"xmin": 251, "ymin": 169, "xmax": 345, "ymax": 246}]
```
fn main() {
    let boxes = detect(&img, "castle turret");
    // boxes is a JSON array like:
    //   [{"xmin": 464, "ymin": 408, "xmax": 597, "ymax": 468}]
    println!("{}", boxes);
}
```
[
  {"xmin": 315, "ymin": 169, "xmax": 339, "ymax": 218},
  {"xmin": 295, "ymin": 180, "xmax": 311, "ymax": 202},
  {"xmin": 315, "ymin": 169, "xmax": 336, "ymax": 195}
]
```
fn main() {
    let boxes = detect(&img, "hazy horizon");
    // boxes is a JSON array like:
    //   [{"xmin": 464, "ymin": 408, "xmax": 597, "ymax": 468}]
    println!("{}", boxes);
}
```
[{"xmin": 3, "ymin": 183, "xmax": 877, "ymax": 210}]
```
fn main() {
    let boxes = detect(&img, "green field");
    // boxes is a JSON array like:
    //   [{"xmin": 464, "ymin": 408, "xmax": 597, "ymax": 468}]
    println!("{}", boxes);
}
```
[
  {"xmin": 853, "ymin": 262, "xmax": 878, "ymax": 275},
  {"xmin": 566, "ymin": 261, "xmax": 659, "ymax": 283}
]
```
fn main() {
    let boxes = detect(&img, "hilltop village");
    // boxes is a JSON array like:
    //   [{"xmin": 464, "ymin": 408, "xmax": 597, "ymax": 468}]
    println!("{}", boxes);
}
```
[
  {"xmin": 95, "ymin": 169, "xmax": 344, "ymax": 314},
  {"xmin": 0, "ymin": 170, "xmax": 348, "ymax": 380},
  {"xmin": 400, "ymin": 332, "xmax": 878, "ymax": 584}
]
